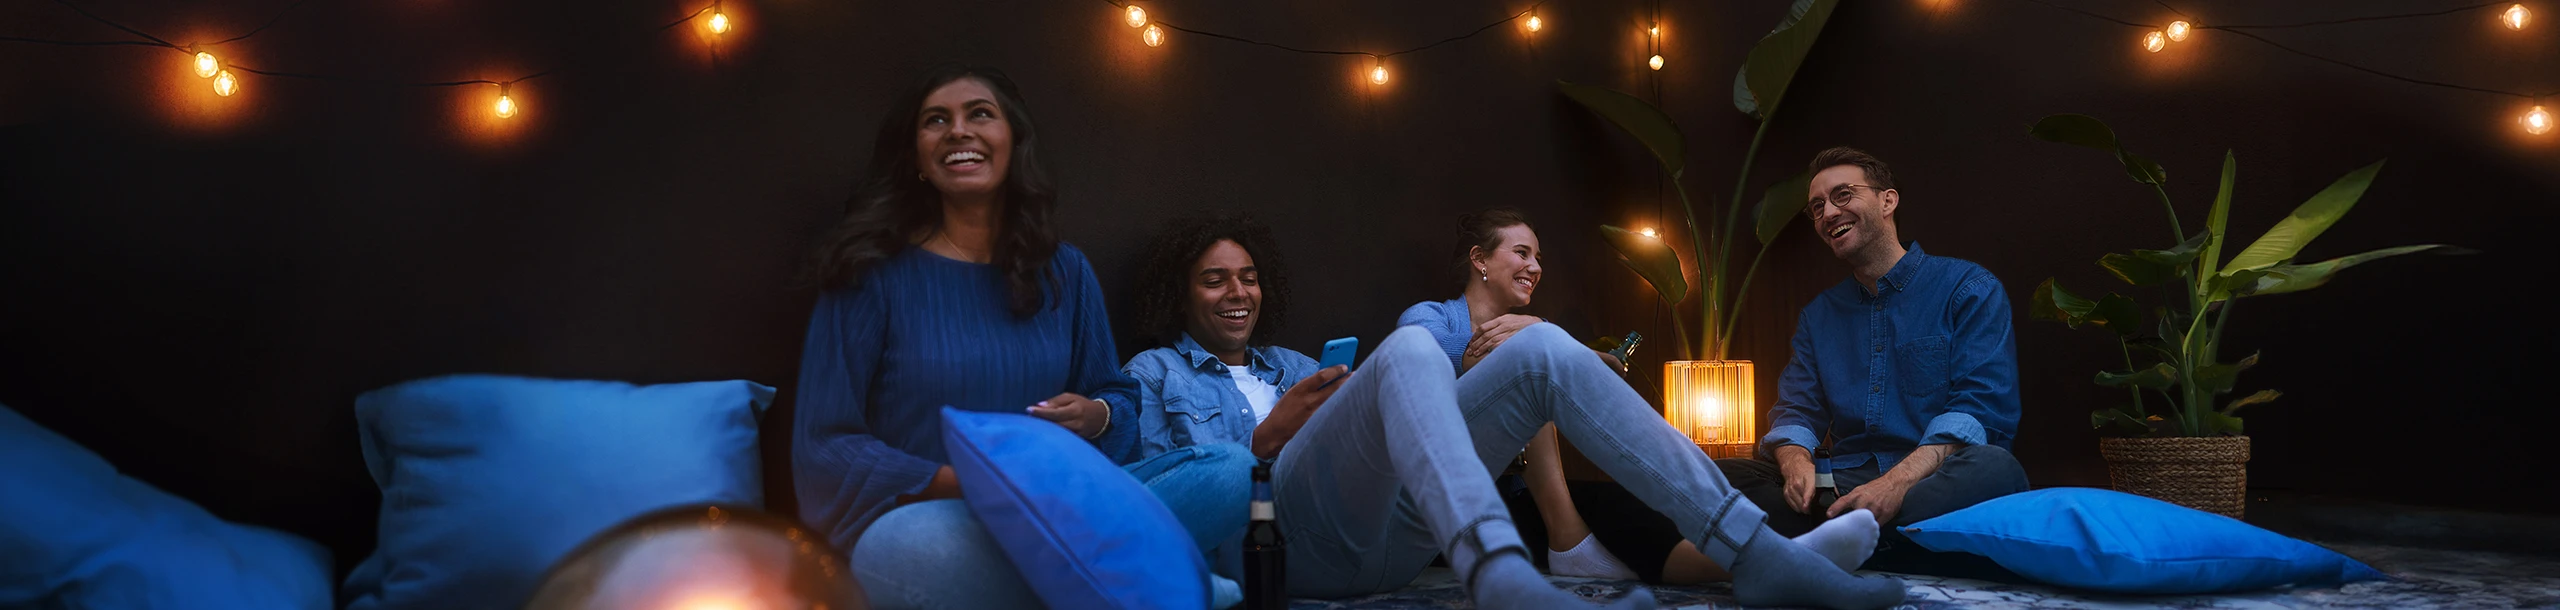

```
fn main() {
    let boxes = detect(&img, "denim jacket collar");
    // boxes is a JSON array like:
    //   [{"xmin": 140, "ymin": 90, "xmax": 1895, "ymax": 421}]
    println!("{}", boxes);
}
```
[
  {"xmin": 1174, "ymin": 333, "xmax": 1282, "ymax": 382},
  {"xmin": 1874, "ymin": 242, "xmax": 1931, "ymax": 297}
]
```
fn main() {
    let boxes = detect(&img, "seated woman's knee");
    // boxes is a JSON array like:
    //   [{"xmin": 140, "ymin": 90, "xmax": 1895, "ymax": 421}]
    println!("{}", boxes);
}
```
[{"xmin": 1375, "ymin": 326, "xmax": 1454, "ymax": 375}]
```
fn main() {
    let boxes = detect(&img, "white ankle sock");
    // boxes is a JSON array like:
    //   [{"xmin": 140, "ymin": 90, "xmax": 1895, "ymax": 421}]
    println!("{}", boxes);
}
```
[{"xmin": 1547, "ymin": 533, "xmax": 1641, "ymax": 580}]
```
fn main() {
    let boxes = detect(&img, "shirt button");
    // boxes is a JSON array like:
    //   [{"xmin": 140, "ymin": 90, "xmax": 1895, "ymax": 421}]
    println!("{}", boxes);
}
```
[
  {"xmin": 1871, "ymin": 385, "xmax": 1882, "ymax": 393},
  {"xmin": 1873, "ymin": 345, "xmax": 1882, "ymax": 353}
]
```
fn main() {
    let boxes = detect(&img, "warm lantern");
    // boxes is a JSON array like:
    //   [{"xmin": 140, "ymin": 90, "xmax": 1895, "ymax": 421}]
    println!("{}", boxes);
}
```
[{"xmin": 1664, "ymin": 360, "xmax": 1755, "ymax": 458}]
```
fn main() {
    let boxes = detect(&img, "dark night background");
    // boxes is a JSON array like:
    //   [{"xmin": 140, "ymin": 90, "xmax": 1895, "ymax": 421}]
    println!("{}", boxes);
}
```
[{"xmin": 5, "ymin": 0, "xmax": 2555, "ymax": 573}]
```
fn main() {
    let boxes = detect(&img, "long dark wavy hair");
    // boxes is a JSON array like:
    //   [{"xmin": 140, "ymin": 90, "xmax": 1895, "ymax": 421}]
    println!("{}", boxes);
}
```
[
  {"xmin": 800, "ymin": 64, "xmax": 1061, "ymax": 317},
  {"xmin": 1131, "ymin": 211, "xmax": 1292, "ymax": 348}
]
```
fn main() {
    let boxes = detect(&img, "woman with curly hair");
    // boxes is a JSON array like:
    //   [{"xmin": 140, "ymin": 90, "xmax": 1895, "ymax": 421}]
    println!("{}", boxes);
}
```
[
  {"xmin": 791, "ymin": 65, "xmax": 1251, "ymax": 609},
  {"xmin": 1119, "ymin": 211, "xmax": 1654, "ymax": 610}
]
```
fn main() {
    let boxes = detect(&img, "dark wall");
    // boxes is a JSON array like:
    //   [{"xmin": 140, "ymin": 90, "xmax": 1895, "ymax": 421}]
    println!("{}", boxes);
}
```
[{"xmin": 6, "ymin": 0, "xmax": 2553, "ymax": 567}]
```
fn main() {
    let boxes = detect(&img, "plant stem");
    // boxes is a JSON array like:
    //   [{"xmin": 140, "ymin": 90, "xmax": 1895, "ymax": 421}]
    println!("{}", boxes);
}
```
[
  {"xmin": 1712, "ymin": 118, "xmax": 1777, "ymax": 361},
  {"xmin": 1719, "ymin": 239, "xmax": 1779, "ymax": 357},
  {"xmin": 2149, "ymin": 183, "xmax": 2187, "ymax": 244},
  {"xmin": 2117, "ymin": 338, "xmax": 2146, "ymax": 416},
  {"xmin": 1674, "ymin": 182, "xmax": 1710, "ymax": 359}
]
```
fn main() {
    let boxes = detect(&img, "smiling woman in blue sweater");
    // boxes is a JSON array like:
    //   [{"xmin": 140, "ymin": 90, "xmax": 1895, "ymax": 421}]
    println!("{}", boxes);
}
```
[{"xmin": 791, "ymin": 65, "xmax": 1251, "ymax": 609}]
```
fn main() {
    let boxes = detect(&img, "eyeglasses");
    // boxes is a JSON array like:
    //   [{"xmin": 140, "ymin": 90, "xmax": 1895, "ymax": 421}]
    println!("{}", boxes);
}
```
[{"xmin": 1805, "ymin": 184, "xmax": 1889, "ymax": 220}]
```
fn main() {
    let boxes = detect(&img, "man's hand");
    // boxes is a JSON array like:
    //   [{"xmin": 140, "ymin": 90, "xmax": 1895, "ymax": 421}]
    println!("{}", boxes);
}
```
[
  {"xmin": 1775, "ymin": 444, "xmax": 1820, "ymax": 514},
  {"xmin": 1251, "ymin": 366, "xmax": 1348, "ymax": 459},
  {"xmin": 1827, "ymin": 443, "xmax": 1952, "ymax": 524},
  {"xmin": 1461, "ymin": 314, "xmax": 1543, "ymax": 370},
  {"xmin": 1595, "ymin": 350, "xmax": 1627, "ymax": 374},
  {"xmin": 1830, "ymin": 476, "xmax": 1912, "ymax": 524},
  {"xmin": 1026, "ymin": 392, "xmax": 1109, "ymax": 438}
]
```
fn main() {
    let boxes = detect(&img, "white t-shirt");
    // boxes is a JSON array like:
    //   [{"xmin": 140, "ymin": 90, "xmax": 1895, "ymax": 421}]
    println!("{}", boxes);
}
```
[{"xmin": 1227, "ymin": 366, "xmax": 1282, "ymax": 427}]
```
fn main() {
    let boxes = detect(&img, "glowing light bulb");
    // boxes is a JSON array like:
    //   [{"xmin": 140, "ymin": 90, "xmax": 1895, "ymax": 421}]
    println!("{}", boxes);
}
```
[
  {"xmin": 1638, "ymin": 227, "xmax": 1658, "ymax": 238},
  {"xmin": 2166, "ymin": 20, "xmax": 2191, "ymax": 42},
  {"xmin": 2142, "ymin": 30, "xmax": 2166, "ymax": 52},
  {"xmin": 2504, "ymin": 4, "xmax": 2531, "ymax": 29},
  {"xmin": 1369, "ymin": 63, "xmax": 1389, "ymax": 85},
  {"xmin": 193, "ymin": 52, "xmax": 219, "ymax": 78},
  {"xmin": 1125, "ymin": 4, "xmax": 1147, "ymax": 28},
  {"xmin": 2525, "ymin": 105, "xmax": 2553, "ymax": 135},
  {"xmin": 495, "ymin": 94, "xmax": 517, "ymax": 118},
  {"xmin": 1648, "ymin": 54, "xmax": 1664, "ymax": 70},
  {"xmin": 1143, "ymin": 24, "xmax": 1165, "ymax": 47},
  {"xmin": 1526, "ymin": 15, "xmax": 1542, "ymax": 32},
  {"xmin": 709, "ymin": 10, "xmax": 730, "ymax": 34},
  {"xmin": 1649, "ymin": 24, "xmax": 1659, "ymax": 37},
  {"xmin": 212, "ymin": 70, "xmax": 239, "ymax": 96}
]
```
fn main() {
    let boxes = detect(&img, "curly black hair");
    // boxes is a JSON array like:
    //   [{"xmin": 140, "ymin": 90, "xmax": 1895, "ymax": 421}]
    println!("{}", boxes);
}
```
[{"xmin": 1131, "ymin": 211, "xmax": 1292, "ymax": 349}]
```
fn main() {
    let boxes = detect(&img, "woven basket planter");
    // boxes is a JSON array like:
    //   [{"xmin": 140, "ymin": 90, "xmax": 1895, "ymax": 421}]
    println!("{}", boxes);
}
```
[{"xmin": 2098, "ymin": 435, "xmax": 2251, "ymax": 518}]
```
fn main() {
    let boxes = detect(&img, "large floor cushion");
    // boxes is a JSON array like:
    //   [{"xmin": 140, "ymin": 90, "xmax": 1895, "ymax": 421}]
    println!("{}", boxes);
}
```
[
  {"xmin": 1900, "ymin": 487, "xmax": 2386, "ymax": 594},
  {"xmin": 344, "ymin": 375, "xmax": 773, "ymax": 610}
]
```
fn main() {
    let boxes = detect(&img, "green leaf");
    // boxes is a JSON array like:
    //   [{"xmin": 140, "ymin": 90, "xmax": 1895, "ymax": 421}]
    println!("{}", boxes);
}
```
[
  {"xmin": 2223, "ymin": 160, "xmax": 2386, "ymax": 274},
  {"xmin": 1755, "ymin": 170, "xmax": 1812, "ymax": 247},
  {"xmin": 2098, "ymin": 233, "xmax": 2209, "ymax": 286},
  {"xmin": 2155, "ymin": 306, "xmax": 2186, "ymax": 346},
  {"xmin": 2028, "ymin": 114, "xmax": 2121, "ymax": 152},
  {"xmin": 2091, "ymin": 408, "xmax": 2153, "ymax": 436},
  {"xmin": 2200, "ymin": 409, "xmax": 2245, "ymax": 435},
  {"xmin": 2027, "ymin": 278, "xmax": 2096, "ymax": 327},
  {"xmin": 2194, "ymin": 351, "xmax": 2260, "ymax": 395},
  {"xmin": 1735, "ymin": 0, "xmax": 1842, "ymax": 120},
  {"xmin": 2095, "ymin": 363, "xmax": 2178, "ymax": 389},
  {"xmin": 2087, "ymin": 293, "xmax": 2143, "ymax": 337},
  {"xmin": 2231, "ymin": 245, "xmax": 2473, "ymax": 298},
  {"xmin": 2207, "ymin": 267, "xmax": 2272, "ymax": 303},
  {"xmin": 1558, "ymin": 81, "xmax": 1685, "ymax": 178},
  {"xmin": 2200, "ymin": 151, "xmax": 2237, "ymax": 280},
  {"xmin": 2118, "ymin": 151, "xmax": 2168, "ymax": 185},
  {"xmin": 1599, "ymin": 224, "xmax": 1689, "ymax": 307},
  {"xmin": 2221, "ymin": 389, "xmax": 2281, "ymax": 414}
]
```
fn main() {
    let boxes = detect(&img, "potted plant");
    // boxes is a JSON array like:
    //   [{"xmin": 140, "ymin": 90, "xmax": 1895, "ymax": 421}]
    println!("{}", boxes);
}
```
[
  {"xmin": 1558, "ymin": 0, "xmax": 1838, "ymax": 457},
  {"xmin": 2023, "ymin": 114, "xmax": 2465, "ymax": 517}
]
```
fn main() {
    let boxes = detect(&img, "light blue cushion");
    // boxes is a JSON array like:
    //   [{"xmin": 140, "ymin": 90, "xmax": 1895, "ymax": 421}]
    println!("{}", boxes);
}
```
[
  {"xmin": 0, "ymin": 403, "xmax": 333, "ymax": 609},
  {"xmin": 1900, "ymin": 488, "xmax": 2387, "ymax": 594},
  {"xmin": 940, "ymin": 407, "xmax": 1210, "ymax": 610},
  {"xmin": 344, "ymin": 375, "xmax": 774, "ymax": 610}
]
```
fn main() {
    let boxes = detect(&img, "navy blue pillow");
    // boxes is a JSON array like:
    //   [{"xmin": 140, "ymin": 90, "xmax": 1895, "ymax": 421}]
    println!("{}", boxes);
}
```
[
  {"xmin": 1900, "ymin": 488, "xmax": 2386, "ymax": 594},
  {"xmin": 0, "ymin": 403, "xmax": 334, "ymax": 609},
  {"xmin": 940, "ymin": 407, "xmax": 1210, "ymax": 610},
  {"xmin": 344, "ymin": 375, "xmax": 774, "ymax": 610}
]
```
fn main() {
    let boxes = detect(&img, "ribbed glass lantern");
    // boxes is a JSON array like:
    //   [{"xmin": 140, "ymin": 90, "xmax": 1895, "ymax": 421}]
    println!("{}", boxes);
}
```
[{"xmin": 1664, "ymin": 360, "xmax": 1755, "ymax": 459}]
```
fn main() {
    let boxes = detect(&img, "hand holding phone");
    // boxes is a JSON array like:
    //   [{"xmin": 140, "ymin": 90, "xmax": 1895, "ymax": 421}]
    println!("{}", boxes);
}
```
[{"xmin": 1313, "ymin": 337, "xmax": 1357, "ymax": 390}]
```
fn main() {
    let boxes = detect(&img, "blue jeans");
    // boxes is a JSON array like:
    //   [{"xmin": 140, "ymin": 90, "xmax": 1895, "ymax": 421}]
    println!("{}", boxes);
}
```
[
  {"xmin": 850, "ymin": 443, "xmax": 1256, "ymax": 609},
  {"xmin": 1271, "ymin": 324, "xmax": 1769, "ymax": 598}
]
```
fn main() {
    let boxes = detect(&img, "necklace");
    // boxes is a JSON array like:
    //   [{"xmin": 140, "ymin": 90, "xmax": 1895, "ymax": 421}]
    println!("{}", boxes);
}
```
[{"xmin": 935, "ymin": 230, "xmax": 990, "ymax": 263}]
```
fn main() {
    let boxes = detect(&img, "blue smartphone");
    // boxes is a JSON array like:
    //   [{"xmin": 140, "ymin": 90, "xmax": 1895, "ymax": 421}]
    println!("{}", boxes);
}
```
[{"xmin": 1314, "ymin": 337, "xmax": 1358, "ymax": 390}]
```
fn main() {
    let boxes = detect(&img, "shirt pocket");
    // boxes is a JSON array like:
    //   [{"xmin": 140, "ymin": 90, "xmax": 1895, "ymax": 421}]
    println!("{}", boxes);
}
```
[
  {"xmin": 1161, "ymin": 393, "xmax": 1226, "ymax": 448},
  {"xmin": 1896, "ymin": 335, "xmax": 1951, "ymax": 398}
]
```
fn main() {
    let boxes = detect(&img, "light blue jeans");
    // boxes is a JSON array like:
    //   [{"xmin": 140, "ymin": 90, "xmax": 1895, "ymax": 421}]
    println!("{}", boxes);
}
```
[
  {"xmin": 850, "ymin": 443, "xmax": 1256, "ymax": 609},
  {"xmin": 1272, "ymin": 324, "xmax": 1769, "ymax": 598}
]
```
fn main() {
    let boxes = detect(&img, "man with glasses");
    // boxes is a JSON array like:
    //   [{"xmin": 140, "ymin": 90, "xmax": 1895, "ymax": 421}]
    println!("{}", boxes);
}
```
[{"xmin": 1716, "ymin": 147, "xmax": 2029, "ymax": 574}]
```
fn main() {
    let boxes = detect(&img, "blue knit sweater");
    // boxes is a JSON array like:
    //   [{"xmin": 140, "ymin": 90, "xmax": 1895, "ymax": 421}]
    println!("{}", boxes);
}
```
[{"xmin": 790, "ymin": 243, "xmax": 1138, "ymax": 551}]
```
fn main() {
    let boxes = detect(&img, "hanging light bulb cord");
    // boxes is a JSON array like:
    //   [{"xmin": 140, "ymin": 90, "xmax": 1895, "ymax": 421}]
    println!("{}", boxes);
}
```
[
  {"xmin": 1100, "ymin": 0, "xmax": 1540, "ymax": 61},
  {"xmin": 2011, "ymin": 0, "xmax": 2559, "ymax": 100}
]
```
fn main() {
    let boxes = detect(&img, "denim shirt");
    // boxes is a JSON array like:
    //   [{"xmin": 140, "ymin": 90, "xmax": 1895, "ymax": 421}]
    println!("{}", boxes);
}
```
[
  {"xmin": 1119, "ymin": 333, "xmax": 1323, "ymax": 461},
  {"xmin": 1396, "ymin": 297, "xmax": 1476, "ymax": 374},
  {"xmin": 1763, "ymin": 244, "xmax": 2022, "ymax": 472}
]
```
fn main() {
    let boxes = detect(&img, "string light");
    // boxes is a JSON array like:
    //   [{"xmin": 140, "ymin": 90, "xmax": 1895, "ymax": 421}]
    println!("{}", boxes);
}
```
[
  {"xmin": 2142, "ymin": 30, "xmax": 2167, "ymax": 52},
  {"xmin": 2526, "ymin": 105, "xmax": 2553, "ymax": 135},
  {"xmin": 1143, "ymin": 23, "xmax": 1165, "ymax": 47},
  {"xmin": 1526, "ymin": 14, "xmax": 1543, "ymax": 32},
  {"xmin": 212, "ymin": 69, "xmax": 239, "ymax": 96},
  {"xmin": 1649, "ymin": 24, "xmax": 1660, "ymax": 37},
  {"xmin": 1369, "ymin": 59, "xmax": 1390, "ymax": 85},
  {"xmin": 1649, "ymin": 54, "xmax": 1664, "ymax": 70},
  {"xmin": 2166, "ymin": 20, "xmax": 2192, "ymax": 42},
  {"xmin": 1638, "ymin": 227, "xmax": 1658, "ymax": 238},
  {"xmin": 192, "ymin": 51, "xmax": 219, "ymax": 79},
  {"xmin": 1125, "ymin": 4, "xmax": 1148, "ymax": 28},
  {"xmin": 494, "ymin": 83, "xmax": 518, "ymax": 118},
  {"xmin": 2504, "ymin": 4, "xmax": 2531, "ymax": 29},
  {"xmin": 708, "ymin": 9, "xmax": 731, "ymax": 34}
]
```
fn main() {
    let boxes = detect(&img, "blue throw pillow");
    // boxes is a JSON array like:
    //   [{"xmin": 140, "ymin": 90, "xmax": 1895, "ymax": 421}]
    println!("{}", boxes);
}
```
[
  {"xmin": 940, "ymin": 407, "xmax": 1210, "ymax": 610},
  {"xmin": 344, "ymin": 375, "xmax": 774, "ymax": 610},
  {"xmin": 0, "ymin": 403, "xmax": 334, "ymax": 609},
  {"xmin": 1900, "ymin": 488, "xmax": 2386, "ymax": 594}
]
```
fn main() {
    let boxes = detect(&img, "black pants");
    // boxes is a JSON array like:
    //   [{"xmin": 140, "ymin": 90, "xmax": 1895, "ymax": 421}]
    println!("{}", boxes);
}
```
[{"xmin": 1716, "ymin": 444, "xmax": 2031, "ymax": 581}]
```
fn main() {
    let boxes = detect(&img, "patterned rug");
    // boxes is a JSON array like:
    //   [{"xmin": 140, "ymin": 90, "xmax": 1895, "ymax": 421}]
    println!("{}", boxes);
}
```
[{"xmin": 1286, "ymin": 543, "xmax": 2560, "ymax": 609}]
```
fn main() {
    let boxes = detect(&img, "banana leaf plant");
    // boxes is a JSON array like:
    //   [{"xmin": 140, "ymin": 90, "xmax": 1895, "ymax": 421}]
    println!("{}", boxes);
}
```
[
  {"xmin": 1562, "ymin": 0, "xmax": 1837, "ymax": 361},
  {"xmin": 2022, "ymin": 114, "xmax": 2469, "ymax": 437}
]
